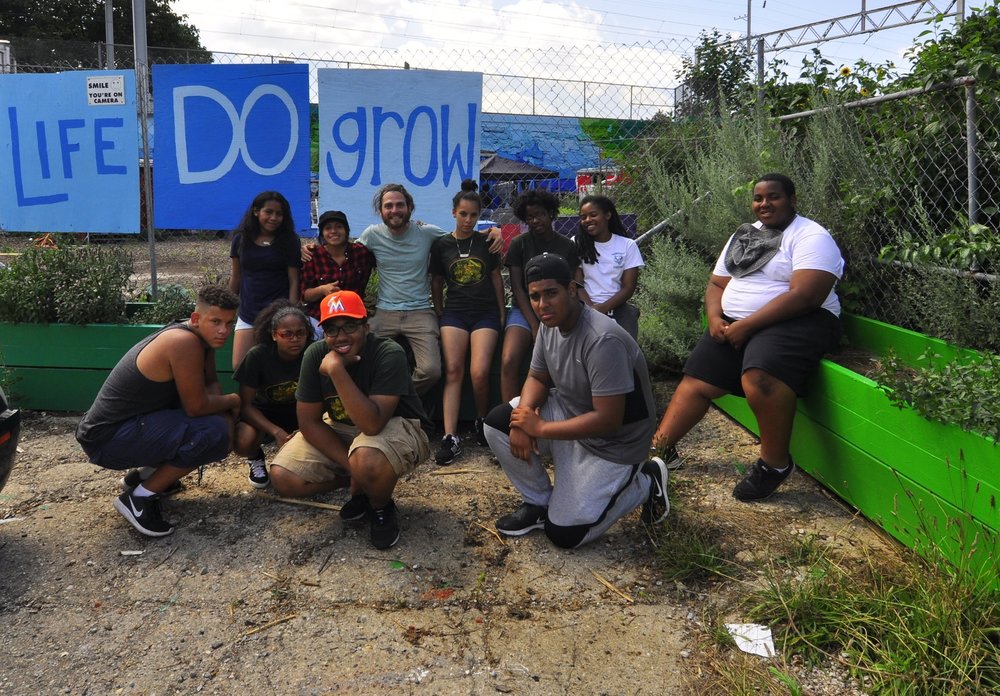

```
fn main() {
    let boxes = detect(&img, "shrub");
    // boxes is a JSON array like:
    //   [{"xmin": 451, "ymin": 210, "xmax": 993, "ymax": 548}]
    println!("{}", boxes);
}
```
[
  {"xmin": 0, "ymin": 244, "xmax": 133, "ymax": 324},
  {"xmin": 133, "ymin": 284, "xmax": 196, "ymax": 324},
  {"xmin": 635, "ymin": 236, "xmax": 709, "ymax": 373}
]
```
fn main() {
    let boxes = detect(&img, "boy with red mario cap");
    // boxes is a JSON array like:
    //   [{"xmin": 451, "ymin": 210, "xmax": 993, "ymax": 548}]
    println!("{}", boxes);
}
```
[{"xmin": 269, "ymin": 290, "xmax": 431, "ymax": 549}]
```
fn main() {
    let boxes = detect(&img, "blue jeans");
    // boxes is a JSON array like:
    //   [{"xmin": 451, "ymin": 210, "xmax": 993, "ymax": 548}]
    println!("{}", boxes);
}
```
[{"xmin": 84, "ymin": 410, "xmax": 230, "ymax": 471}]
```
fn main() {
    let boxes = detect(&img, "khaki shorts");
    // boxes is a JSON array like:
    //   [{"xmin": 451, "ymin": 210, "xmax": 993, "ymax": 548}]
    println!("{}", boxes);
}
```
[{"xmin": 272, "ymin": 415, "xmax": 429, "ymax": 483}]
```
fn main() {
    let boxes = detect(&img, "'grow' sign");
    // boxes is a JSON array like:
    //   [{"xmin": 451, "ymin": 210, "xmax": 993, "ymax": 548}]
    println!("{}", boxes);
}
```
[
  {"xmin": 152, "ymin": 64, "xmax": 311, "ymax": 231},
  {"xmin": 0, "ymin": 71, "xmax": 139, "ymax": 234},
  {"xmin": 318, "ymin": 69, "xmax": 482, "ymax": 229}
]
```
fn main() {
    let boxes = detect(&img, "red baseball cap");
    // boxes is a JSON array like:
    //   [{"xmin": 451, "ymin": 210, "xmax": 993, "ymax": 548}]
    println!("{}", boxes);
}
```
[{"xmin": 319, "ymin": 290, "xmax": 367, "ymax": 323}]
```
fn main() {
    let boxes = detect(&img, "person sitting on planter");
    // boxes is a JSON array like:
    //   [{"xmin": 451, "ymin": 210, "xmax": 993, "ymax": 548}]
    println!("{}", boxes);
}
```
[
  {"xmin": 268, "ymin": 291, "xmax": 431, "ymax": 550},
  {"xmin": 75, "ymin": 285, "xmax": 242, "ymax": 538},
  {"xmin": 651, "ymin": 173, "xmax": 844, "ymax": 501},
  {"xmin": 232, "ymin": 301, "xmax": 314, "ymax": 489},
  {"xmin": 483, "ymin": 253, "xmax": 670, "ymax": 547}
]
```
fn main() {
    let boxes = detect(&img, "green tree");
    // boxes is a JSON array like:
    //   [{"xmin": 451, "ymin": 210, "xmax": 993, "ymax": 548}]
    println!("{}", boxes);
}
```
[
  {"xmin": 0, "ymin": 0, "xmax": 210, "ymax": 69},
  {"xmin": 675, "ymin": 30, "xmax": 754, "ymax": 117}
]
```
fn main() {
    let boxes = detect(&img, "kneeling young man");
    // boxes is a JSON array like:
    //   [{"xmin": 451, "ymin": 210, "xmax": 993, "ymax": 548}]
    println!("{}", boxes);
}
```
[
  {"xmin": 76, "ymin": 285, "xmax": 242, "ymax": 538},
  {"xmin": 483, "ymin": 253, "xmax": 670, "ymax": 548},
  {"xmin": 269, "ymin": 291, "xmax": 431, "ymax": 549}
]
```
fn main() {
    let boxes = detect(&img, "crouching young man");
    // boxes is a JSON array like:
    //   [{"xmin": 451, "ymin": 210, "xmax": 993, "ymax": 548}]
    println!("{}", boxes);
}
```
[
  {"xmin": 269, "ymin": 290, "xmax": 431, "ymax": 549},
  {"xmin": 483, "ymin": 253, "xmax": 670, "ymax": 548},
  {"xmin": 76, "ymin": 285, "xmax": 242, "ymax": 538}
]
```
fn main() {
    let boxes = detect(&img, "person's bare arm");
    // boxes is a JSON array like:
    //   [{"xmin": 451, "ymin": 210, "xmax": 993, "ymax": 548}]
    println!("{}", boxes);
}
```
[
  {"xmin": 319, "ymin": 351, "xmax": 399, "ymax": 436},
  {"xmin": 724, "ymin": 269, "xmax": 837, "ymax": 349},
  {"xmin": 287, "ymin": 266, "xmax": 300, "ymax": 304},
  {"xmin": 482, "ymin": 227, "xmax": 503, "ymax": 254},
  {"xmin": 705, "ymin": 274, "xmax": 731, "ymax": 342},
  {"xmin": 303, "ymin": 282, "xmax": 341, "ymax": 303},
  {"xmin": 507, "ymin": 369, "xmax": 551, "ymax": 460},
  {"xmin": 146, "ymin": 331, "xmax": 240, "ymax": 417},
  {"xmin": 509, "ymin": 266, "xmax": 539, "ymax": 335},
  {"xmin": 595, "ymin": 267, "xmax": 639, "ymax": 314},
  {"xmin": 431, "ymin": 275, "xmax": 445, "ymax": 316},
  {"xmin": 491, "ymin": 266, "xmax": 506, "ymax": 325},
  {"xmin": 297, "ymin": 401, "xmax": 349, "ymax": 467},
  {"xmin": 512, "ymin": 388, "xmax": 625, "ymax": 442},
  {"xmin": 228, "ymin": 257, "xmax": 241, "ymax": 295},
  {"xmin": 574, "ymin": 266, "xmax": 593, "ymax": 307},
  {"xmin": 239, "ymin": 384, "xmax": 293, "ymax": 445}
]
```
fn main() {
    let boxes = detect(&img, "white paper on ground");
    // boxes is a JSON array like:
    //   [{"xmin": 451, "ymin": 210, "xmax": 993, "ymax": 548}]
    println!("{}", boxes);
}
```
[{"xmin": 725, "ymin": 623, "xmax": 777, "ymax": 657}]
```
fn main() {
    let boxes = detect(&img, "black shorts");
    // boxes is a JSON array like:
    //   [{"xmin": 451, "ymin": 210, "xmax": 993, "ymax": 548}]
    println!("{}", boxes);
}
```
[{"xmin": 683, "ymin": 309, "xmax": 841, "ymax": 397}]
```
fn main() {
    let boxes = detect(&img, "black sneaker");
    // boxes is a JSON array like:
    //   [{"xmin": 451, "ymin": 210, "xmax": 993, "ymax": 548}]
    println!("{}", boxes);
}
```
[
  {"xmin": 474, "ymin": 417, "xmax": 488, "ymax": 446},
  {"xmin": 370, "ymin": 500, "xmax": 400, "ymax": 549},
  {"xmin": 641, "ymin": 457, "xmax": 671, "ymax": 524},
  {"xmin": 495, "ymin": 503, "xmax": 547, "ymax": 536},
  {"xmin": 434, "ymin": 434, "xmax": 462, "ymax": 465},
  {"xmin": 732, "ymin": 458, "xmax": 795, "ymax": 501},
  {"xmin": 113, "ymin": 489, "xmax": 174, "ymax": 537},
  {"xmin": 120, "ymin": 469, "xmax": 184, "ymax": 497},
  {"xmin": 247, "ymin": 453, "xmax": 269, "ymax": 489},
  {"xmin": 339, "ymin": 493, "xmax": 371, "ymax": 522}
]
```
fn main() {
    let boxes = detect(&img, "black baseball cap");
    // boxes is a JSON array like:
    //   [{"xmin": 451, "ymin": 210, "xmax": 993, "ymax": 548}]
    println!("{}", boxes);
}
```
[
  {"xmin": 318, "ymin": 210, "xmax": 350, "ymax": 233},
  {"xmin": 525, "ymin": 253, "xmax": 573, "ymax": 284}
]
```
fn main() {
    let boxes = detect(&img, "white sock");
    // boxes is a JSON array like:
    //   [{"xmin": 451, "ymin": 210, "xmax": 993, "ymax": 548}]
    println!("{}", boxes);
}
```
[{"xmin": 133, "ymin": 483, "xmax": 155, "ymax": 498}]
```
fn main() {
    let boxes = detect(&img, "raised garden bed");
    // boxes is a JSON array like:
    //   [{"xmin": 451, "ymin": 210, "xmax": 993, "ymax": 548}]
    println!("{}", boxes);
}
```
[{"xmin": 714, "ymin": 313, "xmax": 998, "ymax": 584}]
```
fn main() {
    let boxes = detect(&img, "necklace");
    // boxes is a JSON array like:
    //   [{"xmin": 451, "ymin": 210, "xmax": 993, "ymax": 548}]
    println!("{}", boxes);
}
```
[
  {"xmin": 455, "ymin": 234, "xmax": 474, "ymax": 258},
  {"xmin": 260, "ymin": 240, "xmax": 272, "ymax": 246}
]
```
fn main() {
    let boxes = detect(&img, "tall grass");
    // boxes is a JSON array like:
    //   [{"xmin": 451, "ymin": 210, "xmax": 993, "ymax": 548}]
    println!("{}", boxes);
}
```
[{"xmin": 742, "ymin": 540, "xmax": 1000, "ymax": 695}]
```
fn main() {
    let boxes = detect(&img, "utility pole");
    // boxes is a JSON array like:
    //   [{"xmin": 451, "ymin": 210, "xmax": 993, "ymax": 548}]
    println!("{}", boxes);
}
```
[{"xmin": 104, "ymin": 0, "xmax": 114, "ymax": 69}]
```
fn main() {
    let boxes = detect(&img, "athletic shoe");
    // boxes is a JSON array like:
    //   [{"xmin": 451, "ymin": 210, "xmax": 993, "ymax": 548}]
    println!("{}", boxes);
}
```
[
  {"xmin": 495, "ymin": 503, "xmax": 547, "ymax": 536},
  {"xmin": 474, "ymin": 417, "xmax": 488, "ymax": 446},
  {"xmin": 434, "ymin": 434, "xmax": 462, "ymax": 466},
  {"xmin": 120, "ymin": 469, "xmax": 184, "ymax": 497},
  {"xmin": 733, "ymin": 457, "xmax": 795, "ymax": 501},
  {"xmin": 247, "ymin": 453, "xmax": 269, "ymax": 489},
  {"xmin": 370, "ymin": 500, "xmax": 400, "ymax": 549},
  {"xmin": 339, "ymin": 493, "xmax": 371, "ymax": 522},
  {"xmin": 641, "ymin": 457, "xmax": 671, "ymax": 524},
  {"xmin": 113, "ymin": 489, "xmax": 174, "ymax": 537}
]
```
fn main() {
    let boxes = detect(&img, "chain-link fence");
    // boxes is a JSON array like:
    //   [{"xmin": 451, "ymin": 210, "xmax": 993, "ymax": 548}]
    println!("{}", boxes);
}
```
[
  {"xmin": 4, "ymin": 34, "xmax": 996, "ymax": 351},
  {"xmin": 774, "ymin": 78, "xmax": 999, "ymax": 351}
]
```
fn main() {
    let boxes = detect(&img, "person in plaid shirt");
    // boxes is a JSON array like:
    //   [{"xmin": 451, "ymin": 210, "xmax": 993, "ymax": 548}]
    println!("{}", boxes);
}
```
[{"xmin": 300, "ymin": 210, "xmax": 376, "ymax": 338}]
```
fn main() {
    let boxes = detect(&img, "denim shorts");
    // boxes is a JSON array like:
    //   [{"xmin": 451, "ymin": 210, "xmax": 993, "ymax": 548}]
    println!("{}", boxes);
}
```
[
  {"xmin": 440, "ymin": 308, "xmax": 501, "ymax": 333},
  {"xmin": 82, "ymin": 409, "xmax": 230, "ymax": 471},
  {"xmin": 505, "ymin": 305, "xmax": 531, "ymax": 332}
]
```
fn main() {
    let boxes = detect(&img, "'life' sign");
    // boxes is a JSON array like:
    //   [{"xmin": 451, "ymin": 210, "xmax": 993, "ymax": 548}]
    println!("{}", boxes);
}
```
[{"xmin": 0, "ymin": 70, "xmax": 139, "ymax": 234}]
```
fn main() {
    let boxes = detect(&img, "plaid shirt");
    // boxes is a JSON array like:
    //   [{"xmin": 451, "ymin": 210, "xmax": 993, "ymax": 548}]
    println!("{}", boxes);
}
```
[{"xmin": 300, "ymin": 242, "xmax": 377, "ymax": 320}]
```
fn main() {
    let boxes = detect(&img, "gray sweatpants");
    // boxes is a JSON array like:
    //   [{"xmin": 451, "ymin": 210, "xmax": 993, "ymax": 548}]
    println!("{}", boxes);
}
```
[{"xmin": 484, "ymin": 392, "xmax": 652, "ymax": 548}]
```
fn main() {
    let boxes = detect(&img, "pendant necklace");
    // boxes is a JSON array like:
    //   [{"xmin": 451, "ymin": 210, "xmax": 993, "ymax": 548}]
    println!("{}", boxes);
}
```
[{"xmin": 455, "ymin": 234, "xmax": 473, "ymax": 259}]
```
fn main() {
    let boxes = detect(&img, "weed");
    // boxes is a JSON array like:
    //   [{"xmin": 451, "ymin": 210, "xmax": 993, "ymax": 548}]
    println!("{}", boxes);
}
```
[
  {"xmin": 652, "ymin": 499, "xmax": 736, "ymax": 583},
  {"xmin": 744, "ymin": 539, "xmax": 1000, "ymax": 694}
]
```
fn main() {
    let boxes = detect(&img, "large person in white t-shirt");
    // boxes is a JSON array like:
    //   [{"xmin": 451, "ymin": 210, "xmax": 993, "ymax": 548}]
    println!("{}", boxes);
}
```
[{"xmin": 651, "ymin": 173, "xmax": 844, "ymax": 502}]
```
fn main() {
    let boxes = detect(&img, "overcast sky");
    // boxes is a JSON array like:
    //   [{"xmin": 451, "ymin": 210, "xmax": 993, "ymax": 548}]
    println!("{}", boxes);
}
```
[{"xmin": 168, "ymin": 0, "xmax": 965, "ymax": 76}]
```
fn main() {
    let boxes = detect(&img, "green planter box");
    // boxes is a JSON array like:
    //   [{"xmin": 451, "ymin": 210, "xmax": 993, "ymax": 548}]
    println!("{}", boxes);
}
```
[
  {"xmin": 0, "ymin": 322, "xmax": 236, "ymax": 411},
  {"xmin": 714, "ymin": 314, "xmax": 998, "ymax": 584}
]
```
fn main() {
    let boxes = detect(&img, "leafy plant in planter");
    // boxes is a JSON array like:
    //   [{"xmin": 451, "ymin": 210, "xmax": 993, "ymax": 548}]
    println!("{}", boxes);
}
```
[
  {"xmin": 0, "ymin": 245, "xmax": 133, "ymax": 324},
  {"xmin": 132, "ymin": 284, "xmax": 196, "ymax": 324},
  {"xmin": 872, "ymin": 348, "xmax": 1000, "ymax": 442}
]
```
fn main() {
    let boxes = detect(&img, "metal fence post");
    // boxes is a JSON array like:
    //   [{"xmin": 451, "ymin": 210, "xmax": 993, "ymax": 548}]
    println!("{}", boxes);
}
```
[
  {"xmin": 133, "ymin": 0, "xmax": 158, "ymax": 298},
  {"xmin": 965, "ymin": 79, "xmax": 979, "ymax": 232}
]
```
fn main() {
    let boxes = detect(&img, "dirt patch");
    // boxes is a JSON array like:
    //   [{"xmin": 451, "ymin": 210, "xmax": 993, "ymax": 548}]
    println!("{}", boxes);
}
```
[{"xmin": 0, "ymin": 237, "xmax": 887, "ymax": 693}]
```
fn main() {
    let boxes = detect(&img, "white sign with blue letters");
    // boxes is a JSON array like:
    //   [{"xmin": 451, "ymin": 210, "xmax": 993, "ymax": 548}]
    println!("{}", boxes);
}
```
[
  {"xmin": 152, "ymin": 64, "xmax": 311, "ymax": 231},
  {"xmin": 0, "ymin": 70, "xmax": 139, "ymax": 234},
  {"xmin": 318, "ymin": 69, "xmax": 482, "ymax": 231}
]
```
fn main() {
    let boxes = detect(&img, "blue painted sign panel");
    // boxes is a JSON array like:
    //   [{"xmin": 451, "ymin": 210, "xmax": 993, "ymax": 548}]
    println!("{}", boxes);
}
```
[
  {"xmin": 0, "ymin": 71, "xmax": 139, "ymax": 234},
  {"xmin": 318, "ymin": 69, "xmax": 482, "ymax": 231},
  {"xmin": 152, "ymin": 64, "xmax": 311, "ymax": 231}
]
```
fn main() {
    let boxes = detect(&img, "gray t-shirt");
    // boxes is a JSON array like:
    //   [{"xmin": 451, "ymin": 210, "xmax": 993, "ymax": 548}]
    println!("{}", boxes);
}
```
[
  {"xmin": 530, "ymin": 304, "xmax": 656, "ymax": 464},
  {"xmin": 358, "ymin": 221, "xmax": 446, "ymax": 311}
]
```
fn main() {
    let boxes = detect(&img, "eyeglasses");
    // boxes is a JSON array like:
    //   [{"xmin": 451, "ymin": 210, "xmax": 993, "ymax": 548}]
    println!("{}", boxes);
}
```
[
  {"xmin": 275, "ymin": 329, "xmax": 309, "ymax": 340},
  {"xmin": 323, "ymin": 322, "xmax": 363, "ymax": 337}
]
